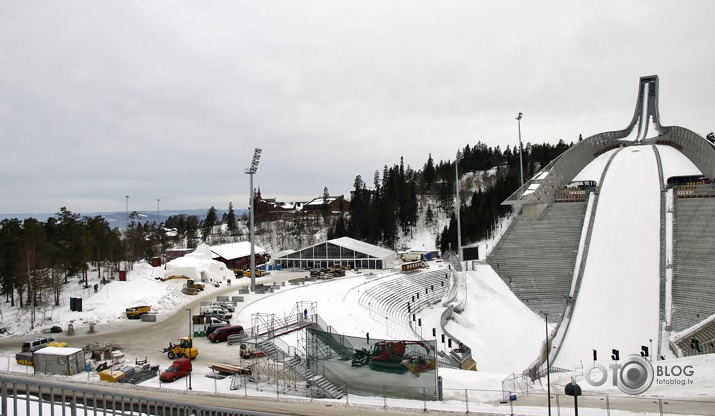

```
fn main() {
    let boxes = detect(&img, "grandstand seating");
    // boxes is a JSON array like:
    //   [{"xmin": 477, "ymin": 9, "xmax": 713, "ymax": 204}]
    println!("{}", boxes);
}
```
[
  {"xmin": 486, "ymin": 201, "xmax": 588, "ymax": 320},
  {"xmin": 674, "ymin": 319, "xmax": 715, "ymax": 357},
  {"xmin": 358, "ymin": 269, "xmax": 450, "ymax": 326},
  {"xmin": 671, "ymin": 196, "xmax": 715, "ymax": 333}
]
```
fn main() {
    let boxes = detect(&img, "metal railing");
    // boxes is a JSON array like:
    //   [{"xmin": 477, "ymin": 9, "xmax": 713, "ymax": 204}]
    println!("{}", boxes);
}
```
[
  {"xmin": 4, "ymin": 372, "xmax": 714, "ymax": 416},
  {"xmin": 0, "ymin": 372, "xmax": 270, "ymax": 416}
]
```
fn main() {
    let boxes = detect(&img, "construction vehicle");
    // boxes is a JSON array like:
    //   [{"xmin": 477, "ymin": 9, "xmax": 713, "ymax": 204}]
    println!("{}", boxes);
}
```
[
  {"xmin": 187, "ymin": 279, "xmax": 205, "ymax": 291},
  {"xmin": 350, "ymin": 348, "xmax": 371, "ymax": 367},
  {"xmin": 163, "ymin": 275, "xmax": 205, "ymax": 290},
  {"xmin": 239, "ymin": 343, "xmax": 266, "ymax": 359},
  {"xmin": 367, "ymin": 340, "xmax": 434, "ymax": 374},
  {"xmin": 125, "ymin": 305, "xmax": 151, "ymax": 319},
  {"xmin": 162, "ymin": 337, "xmax": 199, "ymax": 360},
  {"xmin": 181, "ymin": 279, "xmax": 205, "ymax": 295},
  {"xmin": 243, "ymin": 269, "xmax": 262, "ymax": 278}
]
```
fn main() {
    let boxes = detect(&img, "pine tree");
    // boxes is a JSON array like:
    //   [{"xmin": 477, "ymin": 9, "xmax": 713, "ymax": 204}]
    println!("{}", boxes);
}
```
[
  {"xmin": 322, "ymin": 187, "xmax": 330, "ymax": 220},
  {"xmin": 201, "ymin": 207, "xmax": 218, "ymax": 242},
  {"xmin": 422, "ymin": 153, "xmax": 436, "ymax": 194},
  {"xmin": 226, "ymin": 202, "xmax": 238, "ymax": 235}
]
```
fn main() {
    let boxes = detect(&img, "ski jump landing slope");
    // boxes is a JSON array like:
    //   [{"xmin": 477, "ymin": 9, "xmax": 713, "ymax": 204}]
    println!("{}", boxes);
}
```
[{"xmin": 553, "ymin": 146, "xmax": 661, "ymax": 369}]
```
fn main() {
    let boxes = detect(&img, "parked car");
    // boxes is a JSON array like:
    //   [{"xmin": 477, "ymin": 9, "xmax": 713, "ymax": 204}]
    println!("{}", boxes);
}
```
[
  {"xmin": 202, "ymin": 309, "xmax": 232, "ymax": 321},
  {"xmin": 159, "ymin": 358, "xmax": 192, "ymax": 382},
  {"xmin": 206, "ymin": 322, "xmax": 228, "ymax": 335},
  {"xmin": 207, "ymin": 302, "xmax": 235, "ymax": 313},
  {"xmin": 213, "ymin": 302, "xmax": 235, "ymax": 312},
  {"xmin": 21, "ymin": 337, "xmax": 55, "ymax": 353},
  {"xmin": 207, "ymin": 325, "xmax": 244, "ymax": 343}
]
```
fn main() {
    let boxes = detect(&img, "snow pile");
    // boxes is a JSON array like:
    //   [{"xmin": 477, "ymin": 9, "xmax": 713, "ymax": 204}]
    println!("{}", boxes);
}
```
[
  {"xmin": 0, "ymin": 262, "xmax": 185, "ymax": 337},
  {"xmin": 445, "ymin": 265, "xmax": 545, "ymax": 373},
  {"xmin": 164, "ymin": 243, "xmax": 234, "ymax": 282},
  {"xmin": 80, "ymin": 263, "xmax": 178, "ymax": 319}
]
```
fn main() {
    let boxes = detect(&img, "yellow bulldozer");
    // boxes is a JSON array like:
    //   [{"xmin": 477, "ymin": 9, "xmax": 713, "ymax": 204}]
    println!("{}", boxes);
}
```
[{"xmin": 162, "ymin": 337, "xmax": 199, "ymax": 360}]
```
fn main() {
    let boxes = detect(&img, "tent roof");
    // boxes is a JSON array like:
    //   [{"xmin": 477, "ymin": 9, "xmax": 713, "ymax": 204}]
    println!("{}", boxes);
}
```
[
  {"xmin": 210, "ymin": 242, "xmax": 266, "ymax": 260},
  {"xmin": 325, "ymin": 237, "xmax": 395, "ymax": 259}
]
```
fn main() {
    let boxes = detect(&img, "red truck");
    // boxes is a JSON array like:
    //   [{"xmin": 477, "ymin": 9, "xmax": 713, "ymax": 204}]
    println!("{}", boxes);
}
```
[{"xmin": 159, "ymin": 358, "xmax": 192, "ymax": 382}]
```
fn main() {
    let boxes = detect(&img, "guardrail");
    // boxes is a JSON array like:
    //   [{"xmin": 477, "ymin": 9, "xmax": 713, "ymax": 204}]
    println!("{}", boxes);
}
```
[{"xmin": 0, "ymin": 372, "xmax": 268, "ymax": 416}]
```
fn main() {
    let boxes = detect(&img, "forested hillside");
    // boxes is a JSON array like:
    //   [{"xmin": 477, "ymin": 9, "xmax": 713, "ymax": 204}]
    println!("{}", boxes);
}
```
[
  {"xmin": 329, "ymin": 140, "xmax": 572, "ymax": 253},
  {"xmin": 0, "ymin": 139, "xmax": 571, "ymax": 316}
]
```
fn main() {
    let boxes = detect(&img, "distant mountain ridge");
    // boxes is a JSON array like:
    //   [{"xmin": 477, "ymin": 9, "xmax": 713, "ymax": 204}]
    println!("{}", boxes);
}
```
[{"xmin": 0, "ymin": 208, "xmax": 247, "ymax": 231}]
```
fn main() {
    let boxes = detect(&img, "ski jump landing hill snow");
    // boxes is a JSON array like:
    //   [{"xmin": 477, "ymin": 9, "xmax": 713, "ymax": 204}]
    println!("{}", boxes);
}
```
[{"xmin": 485, "ymin": 75, "xmax": 715, "ymax": 375}]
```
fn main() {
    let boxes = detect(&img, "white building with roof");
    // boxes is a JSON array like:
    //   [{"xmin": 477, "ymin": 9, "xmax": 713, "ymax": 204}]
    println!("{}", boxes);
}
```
[
  {"xmin": 272, "ymin": 236, "xmax": 397, "ymax": 270},
  {"xmin": 210, "ymin": 242, "xmax": 268, "ymax": 271}
]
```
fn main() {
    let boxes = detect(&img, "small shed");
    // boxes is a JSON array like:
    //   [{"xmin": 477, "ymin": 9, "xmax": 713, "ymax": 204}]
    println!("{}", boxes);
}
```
[{"xmin": 33, "ymin": 346, "xmax": 85, "ymax": 376}]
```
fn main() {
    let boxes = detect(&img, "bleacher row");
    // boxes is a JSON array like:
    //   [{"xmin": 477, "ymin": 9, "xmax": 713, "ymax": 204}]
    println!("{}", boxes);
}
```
[
  {"xmin": 358, "ymin": 269, "xmax": 450, "ymax": 326},
  {"xmin": 675, "ymin": 319, "xmax": 715, "ymax": 357},
  {"xmin": 671, "ymin": 197, "xmax": 715, "ymax": 333},
  {"xmin": 486, "ymin": 201, "xmax": 588, "ymax": 320}
]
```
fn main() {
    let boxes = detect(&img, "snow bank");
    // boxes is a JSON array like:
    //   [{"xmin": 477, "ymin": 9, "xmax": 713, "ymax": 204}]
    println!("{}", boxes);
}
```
[{"xmin": 164, "ymin": 243, "xmax": 234, "ymax": 282}]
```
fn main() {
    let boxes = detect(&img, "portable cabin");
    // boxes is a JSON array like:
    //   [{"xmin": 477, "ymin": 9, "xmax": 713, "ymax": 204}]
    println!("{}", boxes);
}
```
[{"xmin": 33, "ymin": 347, "xmax": 85, "ymax": 376}]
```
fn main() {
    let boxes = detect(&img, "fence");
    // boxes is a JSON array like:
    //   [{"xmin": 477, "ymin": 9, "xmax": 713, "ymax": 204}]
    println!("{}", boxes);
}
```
[
  {"xmin": 2, "ymin": 371, "xmax": 714, "ymax": 416},
  {"xmin": 0, "ymin": 372, "xmax": 267, "ymax": 416}
]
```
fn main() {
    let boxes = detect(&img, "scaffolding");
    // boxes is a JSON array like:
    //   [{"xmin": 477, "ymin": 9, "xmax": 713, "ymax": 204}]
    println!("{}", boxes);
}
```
[{"xmin": 228, "ymin": 301, "xmax": 338, "ymax": 397}]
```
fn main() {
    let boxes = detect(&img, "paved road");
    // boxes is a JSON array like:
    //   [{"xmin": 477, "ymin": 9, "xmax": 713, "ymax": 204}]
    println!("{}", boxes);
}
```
[{"xmin": 0, "ymin": 272, "xmax": 308, "ymax": 368}]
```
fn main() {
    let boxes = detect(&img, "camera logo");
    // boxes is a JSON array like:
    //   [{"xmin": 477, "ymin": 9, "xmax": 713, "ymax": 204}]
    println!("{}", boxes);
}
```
[
  {"xmin": 582, "ymin": 354, "xmax": 654, "ymax": 395},
  {"xmin": 616, "ymin": 355, "xmax": 654, "ymax": 395}
]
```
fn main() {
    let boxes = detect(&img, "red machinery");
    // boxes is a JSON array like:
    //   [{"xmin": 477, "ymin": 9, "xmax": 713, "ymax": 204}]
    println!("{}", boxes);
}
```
[{"xmin": 368, "ymin": 340, "xmax": 434, "ymax": 374}]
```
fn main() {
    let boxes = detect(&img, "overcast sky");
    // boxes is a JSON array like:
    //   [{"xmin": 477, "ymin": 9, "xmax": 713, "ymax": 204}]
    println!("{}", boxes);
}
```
[{"xmin": 2, "ymin": 1, "xmax": 714, "ymax": 215}]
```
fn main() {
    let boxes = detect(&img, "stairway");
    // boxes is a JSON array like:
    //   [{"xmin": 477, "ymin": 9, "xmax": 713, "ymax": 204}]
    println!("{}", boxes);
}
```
[
  {"xmin": 283, "ymin": 356, "xmax": 346, "ymax": 399},
  {"xmin": 239, "ymin": 337, "xmax": 345, "ymax": 399},
  {"xmin": 256, "ymin": 339, "xmax": 289, "ymax": 362},
  {"xmin": 306, "ymin": 328, "xmax": 354, "ymax": 360}
]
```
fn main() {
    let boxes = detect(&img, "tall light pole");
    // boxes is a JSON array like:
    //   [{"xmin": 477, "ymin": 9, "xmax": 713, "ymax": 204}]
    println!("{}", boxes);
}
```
[
  {"xmin": 186, "ymin": 307, "xmax": 192, "ymax": 390},
  {"xmin": 543, "ymin": 311, "xmax": 552, "ymax": 416},
  {"xmin": 186, "ymin": 308, "xmax": 192, "ymax": 338},
  {"xmin": 245, "ymin": 148, "xmax": 262, "ymax": 292},
  {"xmin": 157, "ymin": 198, "xmax": 161, "ymax": 262},
  {"xmin": 455, "ymin": 151, "xmax": 462, "ymax": 264},
  {"xmin": 125, "ymin": 195, "xmax": 129, "ymax": 269},
  {"xmin": 516, "ymin": 112, "xmax": 524, "ymax": 186}
]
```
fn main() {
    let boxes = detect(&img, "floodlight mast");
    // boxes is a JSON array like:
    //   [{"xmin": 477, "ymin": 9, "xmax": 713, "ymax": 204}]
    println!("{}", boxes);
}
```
[
  {"xmin": 516, "ymin": 112, "xmax": 524, "ymax": 186},
  {"xmin": 455, "ymin": 150, "xmax": 462, "ymax": 265},
  {"xmin": 245, "ymin": 148, "xmax": 262, "ymax": 292}
]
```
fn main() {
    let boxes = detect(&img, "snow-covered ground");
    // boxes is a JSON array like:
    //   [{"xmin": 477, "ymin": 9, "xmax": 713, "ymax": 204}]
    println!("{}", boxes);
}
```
[{"xmin": 0, "ymin": 242, "xmax": 712, "ymax": 416}]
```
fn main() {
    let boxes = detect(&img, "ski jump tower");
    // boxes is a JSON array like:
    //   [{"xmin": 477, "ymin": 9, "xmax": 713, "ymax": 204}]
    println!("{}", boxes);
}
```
[{"xmin": 486, "ymin": 75, "xmax": 715, "ymax": 376}]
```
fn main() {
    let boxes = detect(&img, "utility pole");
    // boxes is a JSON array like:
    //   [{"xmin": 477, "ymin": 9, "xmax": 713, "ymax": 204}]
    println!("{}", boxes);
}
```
[
  {"xmin": 455, "ymin": 150, "xmax": 462, "ymax": 264},
  {"xmin": 516, "ymin": 112, "xmax": 524, "ymax": 186},
  {"xmin": 245, "ymin": 148, "xmax": 262, "ymax": 292}
]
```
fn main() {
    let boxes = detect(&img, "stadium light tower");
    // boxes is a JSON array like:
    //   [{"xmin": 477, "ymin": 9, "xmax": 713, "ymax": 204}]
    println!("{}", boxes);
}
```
[
  {"xmin": 186, "ymin": 307, "xmax": 192, "ymax": 390},
  {"xmin": 542, "ymin": 311, "xmax": 552, "ymax": 416},
  {"xmin": 125, "ymin": 195, "xmax": 129, "ymax": 269},
  {"xmin": 516, "ymin": 112, "xmax": 524, "ymax": 186},
  {"xmin": 455, "ymin": 150, "xmax": 462, "ymax": 264},
  {"xmin": 157, "ymin": 198, "xmax": 162, "ymax": 262},
  {"xmin": 245, "ymin": 148, "xmax": 262, "ymax": 292}
]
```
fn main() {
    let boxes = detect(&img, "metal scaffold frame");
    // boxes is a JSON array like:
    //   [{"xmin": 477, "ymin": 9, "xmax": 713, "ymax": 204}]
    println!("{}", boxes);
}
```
[{"xmin": 233, "ymin": 301, "xmax": 319, "ymax": 396}]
